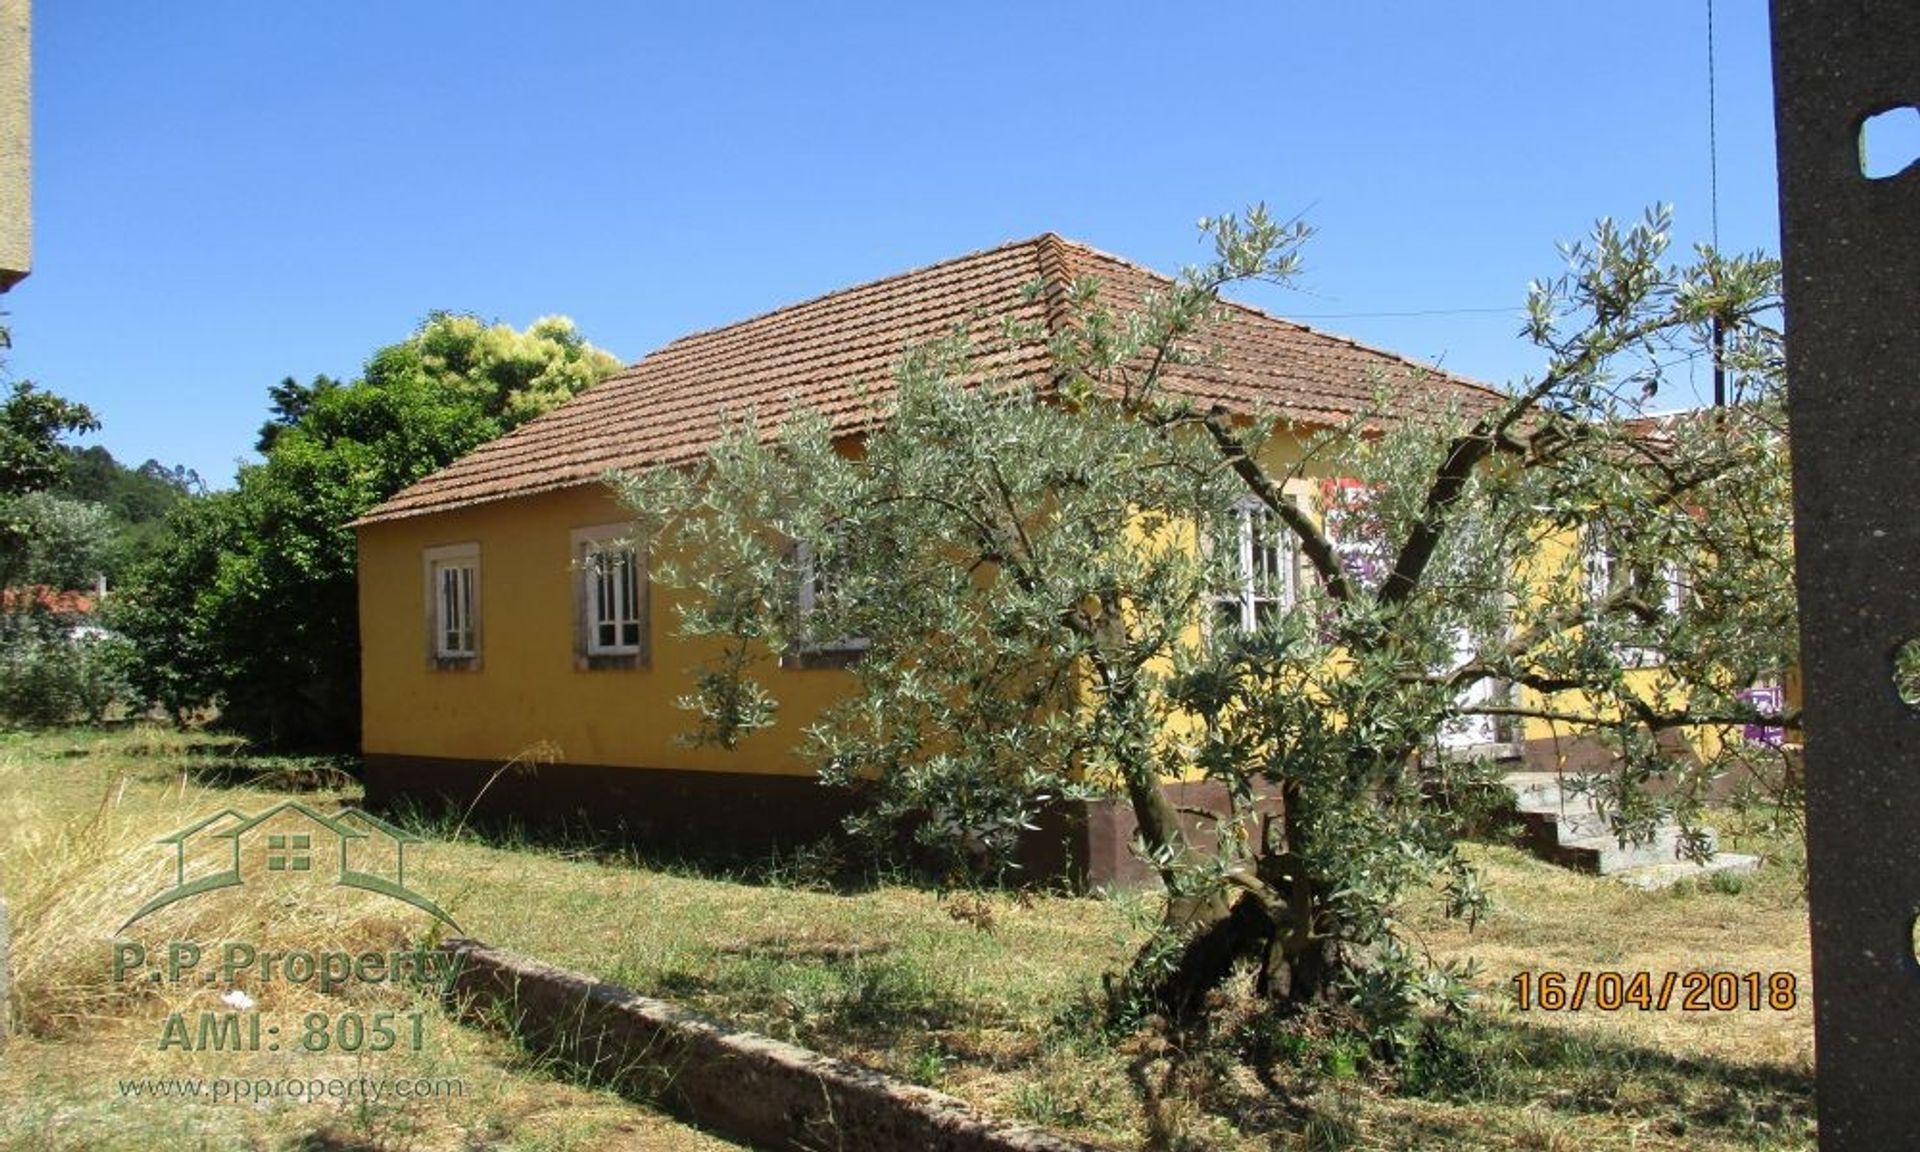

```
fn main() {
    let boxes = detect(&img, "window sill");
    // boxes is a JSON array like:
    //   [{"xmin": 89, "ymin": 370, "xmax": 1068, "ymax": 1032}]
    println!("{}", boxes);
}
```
[
  {"xmin": 1616, "ymin": 647, "xmax": 1664, "ymax": 669},
  {"xmin": 1434, "ymin": 738, "xmax": 1521, "ymax": 762},
  {"xmin": 575, "ymin": 652, "xmax": 649, "ymax": 672},
  {"xmin": 781, "ymin": 642, "xmax": 868, "ymax": 670},
  {"xmin": 430, "ymin": 655, "xmax": 482, "ymax": 672}
]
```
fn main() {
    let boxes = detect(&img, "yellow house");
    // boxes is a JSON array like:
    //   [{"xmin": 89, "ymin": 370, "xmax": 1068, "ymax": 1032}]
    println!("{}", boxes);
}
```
[
  {"xmin": 354, "ymin": 234, "xmax": 1518, "ymax": 883},
  {"xmin": 1504, "ymin": 408, "xmax": 1798, "ymax": 779}
]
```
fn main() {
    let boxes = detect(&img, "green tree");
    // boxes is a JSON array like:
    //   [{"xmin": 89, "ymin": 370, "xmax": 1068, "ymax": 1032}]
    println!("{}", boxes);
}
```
[
  {"xmin": 0, "ymin": 336, "xmax": 134, "ymax": 728},
  {"xmin": 0, "ymin": 355, "xmax": 111, "ymax": 590},
  {"xmin": 108, "ymin": 490, "xmax": 240, "ymax": 723},
  {"xmin": 0, "ymin": 491, "xmax": 113, "ymax": 589},
  {"xmin": 119, "ymin": 313, "xmax": 622, "ymax": 747},
  {"xmin": 255, "ymin": 374, "xmax": 344, "ymax": 453},
  {"xmin": 626, "ymin": 208, "xmax": 1792, "ymax": 1031},
  {"xmin": 0, "ymin": 381, "xmax": 98, "ymax": 497},
  {"xmin": 0, "ymin": 373, "xmax": 103, "ymax": 585},
  {"xmin": 57, "ymin": 444, "xmax": 200, "ymax": 519},
  {"xmin": 52, "ymin": 444, "xmax": 200, "ymax": 580}
]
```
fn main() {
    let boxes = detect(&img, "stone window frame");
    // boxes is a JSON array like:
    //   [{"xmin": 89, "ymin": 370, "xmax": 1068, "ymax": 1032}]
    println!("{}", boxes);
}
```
[
  {"xmin": 423, "ymin": 541, "xmax": 482, "ymax": 671},
  {"xmin": 571, "ymin": 523, "xmax": 650, "ymax": 671},
  {"xmin": 782, "ymin": 532, "xmax": 870, "ymax": 670},
  {"xmin": 1210, "ymin": 496, "xmax": 1301, "ymax": 636}
]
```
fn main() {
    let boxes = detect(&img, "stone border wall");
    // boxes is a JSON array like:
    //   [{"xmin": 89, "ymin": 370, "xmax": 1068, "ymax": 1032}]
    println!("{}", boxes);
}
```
[{"xmin": 438, "ymin": 938, "xmax": 1099, "ymax": 1152}]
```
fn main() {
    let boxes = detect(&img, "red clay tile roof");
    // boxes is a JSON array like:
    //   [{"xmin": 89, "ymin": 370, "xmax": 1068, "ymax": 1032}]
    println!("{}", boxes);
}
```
[
  {"xmin": 2, "ymin": 586, "xmax": 96, "ymax": 615},
  {"xmin": 358, "ymin": 234, "xmax": 1509, "ymax": 526}
]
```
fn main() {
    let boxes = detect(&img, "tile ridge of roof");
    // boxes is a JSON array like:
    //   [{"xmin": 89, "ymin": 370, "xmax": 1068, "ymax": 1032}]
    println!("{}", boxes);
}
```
[
  {"xmin": 639, "ymin": 233, "xmax": 1062, "ymax": 359},
  {"xmin": 1217, "ymin": 294, "xmax": 1508, "ymax": 400},
  {"xmin": 1031, "ymin": 233, "xmax": 1076, "ymax": 392},
  {"xmin": 1032, "ymin": 231, "xmax": 1073, "ymax": 322},
  {"xmin": 1046, "ymin": 233, "xmax": 1177, "ymax": 279},
  {"xmin": 1051, "ymin": 235, "xmax": 1509, "ymax": 402}
]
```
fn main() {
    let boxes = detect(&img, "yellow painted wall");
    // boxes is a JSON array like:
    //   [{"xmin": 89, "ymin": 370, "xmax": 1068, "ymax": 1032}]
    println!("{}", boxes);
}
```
[
  {"xmin": 1508, "ymin": 522, "xmax": 1748, "ymax": 764},
  {"xmin": 361, "ymin": 427, "xmax": 1324, "ymax": 778},
  {"xmin": 359, "ymin": 427, "xmax": 1756, "ymax": 779},
  {"xmin": 357, "ymin": 483, "xmax": 852, "ymax": 775}
]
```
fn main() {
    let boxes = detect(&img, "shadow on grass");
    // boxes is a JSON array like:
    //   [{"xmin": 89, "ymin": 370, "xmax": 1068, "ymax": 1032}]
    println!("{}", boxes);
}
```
[
  {"xmin": 174, "ymin": 751, "xmax": 361, "ymax": 793},
  {"xmin": 375, "ymin": 792, "xmax": 937, "ymax": 899},
  {"xmin": 1423, "ymin": 1014, "xmax": 1812, "ymax": 1136},
  {"xmin": 283, "ymin": 1130, "xmax": 384, "ymax": 1152},
  {"xmin": 646, "ymin": 945, "xmax": 980, "ymax": 1051},
  {"xmin": 82, "ymin": 724, "xmax": 364, "ymax": 794},
  {"xmin": 129, "ymin": 747, "xmax": 361, "ymax": 794},
  {"xmin": 1207, "ymin": 1010, "xmax": 1815, "ymax": 1148}
]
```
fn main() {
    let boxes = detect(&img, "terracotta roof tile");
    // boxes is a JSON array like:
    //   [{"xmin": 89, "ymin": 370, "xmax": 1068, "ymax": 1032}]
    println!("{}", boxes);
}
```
[
  {"xmin": 2, "ymin": 586, "xmax": 96, "ymax": 615},
  {"xmin": 358, "ymin": 235, "xmax": 1508, "ymax": 525}
]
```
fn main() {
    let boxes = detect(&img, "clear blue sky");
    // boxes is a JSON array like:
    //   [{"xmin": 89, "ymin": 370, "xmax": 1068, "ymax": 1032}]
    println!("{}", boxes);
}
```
[{"xmin": 5, "ymin": 2, "xmax": 1780, "ymax": 489}]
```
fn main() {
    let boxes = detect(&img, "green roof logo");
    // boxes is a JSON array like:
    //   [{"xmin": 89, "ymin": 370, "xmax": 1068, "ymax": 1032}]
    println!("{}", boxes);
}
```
[{"xmin": 121, "ymin": 801, "xmax": 461, "ymax": 932}]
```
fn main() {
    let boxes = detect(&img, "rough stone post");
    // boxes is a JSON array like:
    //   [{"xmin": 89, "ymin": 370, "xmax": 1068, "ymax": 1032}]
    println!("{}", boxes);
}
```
[
  {"xmin": 1772, "ymin": 1, "xmax": 1920, "ymax": 1145},
  {"xmin": 0, "ymin": 0, "xmax": 31, "ymax": 292},
  {"xmin": 0, "ymin": 896, "xmax": 10, "ymax": 1050}
]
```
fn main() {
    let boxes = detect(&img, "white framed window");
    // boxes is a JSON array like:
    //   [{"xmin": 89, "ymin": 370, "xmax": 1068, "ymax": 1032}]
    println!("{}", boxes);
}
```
[
  {"xmin": 571, "ymin": 524, "xmax": 648, "ymax": 668},
  {"xmin": 1582, "ymin": 526, "xmax": 1685, "ymax": 666},
  {"xmin": 1656, "ymin": 558, "xmax": 1687, "ymax": 617},
  {"xmin": 1213, "ymin": 498, "xmax": 1297, "ymax": 635},
  {"xmin": 789, "ymin": 528, "xmax": 869, "ymax": 667},
  {"xmin": 1438, "ymin": 624, "xmax": 1507, "ymax": 752},
  {"xmin": 423, "ymin": 542, "xmax": 481, "ymax": 668},
  {"xmin": 1582, "ymin": 528, "xmax": 1685, "ymax": 615}
]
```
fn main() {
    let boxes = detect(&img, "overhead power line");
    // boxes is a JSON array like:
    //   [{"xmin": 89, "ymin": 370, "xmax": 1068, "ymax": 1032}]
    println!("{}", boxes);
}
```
[{"xmin": 1285, "ymin": 306, "xmax": 1524, "ymax": 320}]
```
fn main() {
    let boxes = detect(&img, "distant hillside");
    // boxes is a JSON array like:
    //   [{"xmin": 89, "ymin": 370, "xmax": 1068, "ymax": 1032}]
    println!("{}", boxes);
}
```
[{"xmin": 52, "ymin": 444, "xmax": 200, "ymax": 581}]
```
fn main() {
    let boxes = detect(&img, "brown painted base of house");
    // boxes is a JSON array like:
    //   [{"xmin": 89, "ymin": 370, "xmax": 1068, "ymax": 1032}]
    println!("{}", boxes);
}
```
[
  {"xmin": 361, "ymin": 754, "xmax": 1259, "ymax": 891},
  {"xmin": 1516, "ymin": 735, "xmax": 1627, "ymax": 775},
  {"xmin": 365, "ymin": 739, "xmax": 1780, "ymax": 890},
  {"xmin": 1514, "ymin": 734, "xmax": 1794, "ymax": 802}
]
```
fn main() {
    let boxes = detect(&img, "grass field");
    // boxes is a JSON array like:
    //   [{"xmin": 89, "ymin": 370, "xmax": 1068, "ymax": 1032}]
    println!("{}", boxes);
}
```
[{"xmin": 0, "ymin": 727, "xmax": 1815, "ymax": 1150}]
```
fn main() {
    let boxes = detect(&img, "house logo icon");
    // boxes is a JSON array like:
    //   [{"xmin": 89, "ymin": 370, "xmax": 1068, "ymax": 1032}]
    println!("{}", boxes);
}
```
[{"xmin": 120, "ymin": 800, "xmax": 462, "ymax": 932}]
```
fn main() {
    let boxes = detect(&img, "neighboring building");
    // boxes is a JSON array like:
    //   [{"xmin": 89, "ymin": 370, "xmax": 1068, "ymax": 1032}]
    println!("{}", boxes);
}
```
[
  {"xmin": 0, "ymin": 584, "xmax": 104, "ymax": 640},
  {"xmin": 0, "ymin": 0, "xmax": 27, "ymax": 293},
  {"xmin": 0, "ymin": 584, "xmax": 95, "ymax": 616},
  {"xmin": 352, "ymin": 235, "xmax": 1511, "ymax": 881}
]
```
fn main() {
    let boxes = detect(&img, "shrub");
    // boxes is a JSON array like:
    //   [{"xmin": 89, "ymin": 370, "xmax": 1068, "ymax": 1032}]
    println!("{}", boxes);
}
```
[{"xmin": 0, "ymin": 606, "xmax": 137, "ymax": 726}]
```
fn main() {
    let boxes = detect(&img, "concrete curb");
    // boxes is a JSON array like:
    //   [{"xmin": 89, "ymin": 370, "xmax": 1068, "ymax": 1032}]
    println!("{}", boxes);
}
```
[{"xmin": 437, "ymin": 938, "xmax": 1101, "ymax": 1152}]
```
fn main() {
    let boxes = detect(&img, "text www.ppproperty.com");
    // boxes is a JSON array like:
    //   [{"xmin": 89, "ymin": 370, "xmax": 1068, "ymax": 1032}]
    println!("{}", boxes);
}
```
[{"xmin": 116, "ymin": 1075, "xmax": 466, "ymax": 1103}]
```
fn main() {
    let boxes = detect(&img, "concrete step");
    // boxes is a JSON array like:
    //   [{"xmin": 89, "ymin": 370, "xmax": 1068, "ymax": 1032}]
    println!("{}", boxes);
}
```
[
  {"xmin": 1504, "ymin": 771, "xmax": 1588, "ymax": 814},
  {"xmin": 1552, "ymin": 825, "xmax": 1719, "ymax": 873},
  {"xmin": 1519, "ymin": 805, "xmax": 1611, "ymax": 841},
  {"xmin": 1500, "ymin": 771, "xmax": 1749, "ymax": 880},
  {"xmin": 1615, "ymin": 852, "xmax": 1762, "ymax": 891}
]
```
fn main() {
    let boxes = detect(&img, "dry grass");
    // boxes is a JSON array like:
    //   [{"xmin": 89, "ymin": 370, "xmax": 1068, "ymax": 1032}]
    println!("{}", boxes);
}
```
[
  {"xmin": 0, "ymin": 726, "xmax": 1816, "ymax": 1150},
  {"xmin": 0, "ymin": 727, "xmax": 743, "ymax": 1152},
  {"xmin": 1409, "ymin": 835, "xmax": 1813, "ymax": 1072}
]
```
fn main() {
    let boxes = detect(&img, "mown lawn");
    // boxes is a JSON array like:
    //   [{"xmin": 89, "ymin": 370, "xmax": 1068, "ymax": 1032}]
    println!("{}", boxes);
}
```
[{"xmin": 0, "ymin": 727, "xmax": 1815, "ymax": 1150}]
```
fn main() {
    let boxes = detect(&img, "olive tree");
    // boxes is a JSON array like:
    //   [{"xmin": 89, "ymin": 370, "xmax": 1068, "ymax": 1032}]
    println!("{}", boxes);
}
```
[
  {"xmin": 620, "ymin": 207, "xmax": 1792, "ymax": 1029},
  {"xmin": 1145, "ymin": 211, "xmax": 1790, "ymax": 1020}
]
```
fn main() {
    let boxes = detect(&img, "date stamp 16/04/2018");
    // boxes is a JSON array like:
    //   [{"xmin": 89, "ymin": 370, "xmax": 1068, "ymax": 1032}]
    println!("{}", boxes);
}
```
[{"xmin": 1510, "ymin": 970, "xmax": 1799, "ymax": 1013}]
